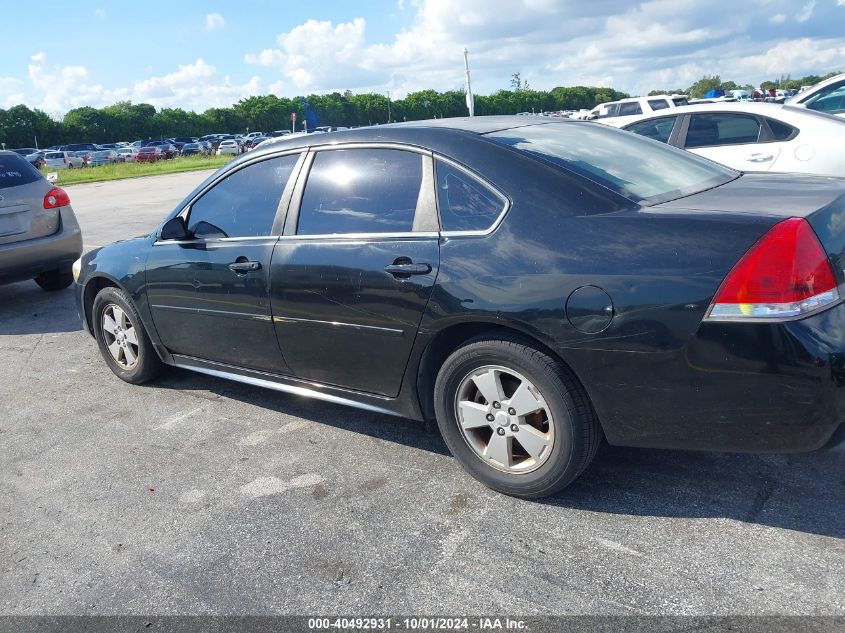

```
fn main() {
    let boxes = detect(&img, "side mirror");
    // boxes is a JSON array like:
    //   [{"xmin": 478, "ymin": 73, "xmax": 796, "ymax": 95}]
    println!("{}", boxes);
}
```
[{"xmin": 160, "ymin": 216, "xmax": 190, "ymax": 241}]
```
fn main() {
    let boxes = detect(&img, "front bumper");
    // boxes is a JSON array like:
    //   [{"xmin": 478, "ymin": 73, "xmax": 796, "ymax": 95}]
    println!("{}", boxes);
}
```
[{"xmin": 0, "ymin": 207, "xmax": 83, "ymax": 285}]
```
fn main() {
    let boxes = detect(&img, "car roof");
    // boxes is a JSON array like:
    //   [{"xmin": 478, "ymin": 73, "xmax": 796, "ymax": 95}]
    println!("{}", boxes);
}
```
[{"xmin": 244, "ymin": 116, "xmax": 577, "ymax": 161}]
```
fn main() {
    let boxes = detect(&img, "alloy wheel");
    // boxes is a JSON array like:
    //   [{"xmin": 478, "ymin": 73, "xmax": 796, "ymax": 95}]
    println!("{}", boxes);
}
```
[
  {"xmin": 454, "ymin": 365, "xmax": 555, "ymax": 473},
  {"xmin": 101, "ymin": 304, "xmax": 140, "ymax": 370}
]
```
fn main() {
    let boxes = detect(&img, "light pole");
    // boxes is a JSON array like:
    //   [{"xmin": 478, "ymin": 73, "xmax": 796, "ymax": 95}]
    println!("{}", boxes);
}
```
[{"xmin": 464, "ymin": 48, "xmax": 475, "ymax": 117}]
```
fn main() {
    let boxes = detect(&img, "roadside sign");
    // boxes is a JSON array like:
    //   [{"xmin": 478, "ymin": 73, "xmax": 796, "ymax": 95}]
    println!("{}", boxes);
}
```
[{"xmin": 291, "ymin": 112, "xmax": 297, "ymax": 121}]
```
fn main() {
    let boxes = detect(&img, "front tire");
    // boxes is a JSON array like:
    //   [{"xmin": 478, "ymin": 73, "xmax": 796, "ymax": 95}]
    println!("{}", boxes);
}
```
[
  {"xmin": 92, "ymin": 287, "xmax": 163, "ymax": 384},
  {"xmin": 434, "ymin": 337, "xmax": 599, "ymax": 499}
]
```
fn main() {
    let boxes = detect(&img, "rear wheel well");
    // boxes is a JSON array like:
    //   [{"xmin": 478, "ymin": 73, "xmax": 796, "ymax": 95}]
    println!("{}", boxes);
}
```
[
  {"xmin": 416, "ymin": 323, "xmax": 597, "ymax": 427},
  {"xmin": 83, "ymin": 277, "xmax": 120, "ymax": 333}
]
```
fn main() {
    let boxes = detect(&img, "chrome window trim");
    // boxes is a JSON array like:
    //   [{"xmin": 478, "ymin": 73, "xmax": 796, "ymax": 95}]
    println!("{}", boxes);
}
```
[
  {"xmin": 287, "ymin": 144, "xmax": 438, "ymax": 238},
  {"xmin": 152, "ymin": 235, "xmax": 280, "ymax": 246},
  {"xmin": 154, "ymin": 148, "xmax": 305, "ymax": 243},
  {"xmin": 275, "ymin": 231, "xmax": 439, "ymax": 241},
  {"xmin": 433, "ymin": 154, "xmax": 512, "ymax": 238}
]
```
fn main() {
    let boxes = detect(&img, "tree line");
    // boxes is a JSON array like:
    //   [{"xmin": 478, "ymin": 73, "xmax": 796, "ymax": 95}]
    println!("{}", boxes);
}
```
[
  {"xmin": 1, "ymin": 70, "xmax": 840, "ymax": 148},
  {"xmin": 0, "ymin": 86, "xmax": 629, "ymax": 148}
]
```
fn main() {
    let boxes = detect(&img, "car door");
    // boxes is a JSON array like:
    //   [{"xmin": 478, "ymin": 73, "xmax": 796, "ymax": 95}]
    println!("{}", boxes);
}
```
[
  {"xmin": 269, "ymin": 146, "xmax": 440, "ymax": 397},
  {"xmin": 145, "ymin": 152, "xmax": 304, "ymax": 373},
  {"xmin": 681, "ymin": 112, "xmax": 781, "ymax": 171}
]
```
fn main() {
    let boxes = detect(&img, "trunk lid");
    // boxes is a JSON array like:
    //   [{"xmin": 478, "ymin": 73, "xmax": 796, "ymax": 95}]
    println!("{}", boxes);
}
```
[
  {"xmin": 0, "ymin": 161, "xmax": 60, "ymax": 246},
  {"xmin": 653, "ymin": 172, "xmax": 845, "ymax": 284}
]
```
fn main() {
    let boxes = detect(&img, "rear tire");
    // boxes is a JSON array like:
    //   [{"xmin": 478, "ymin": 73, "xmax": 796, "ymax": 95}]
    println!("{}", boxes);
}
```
[
  {"xmin": 434, "ymin": 336, "xmax": 600, "ymax": 499},
  {"xmin": 34, "ymin": 268, "xmax": 73, "ymax": 291},
  {"xmin": 92, "ymin": 286, "xmax": 163, "ymax": 384}
]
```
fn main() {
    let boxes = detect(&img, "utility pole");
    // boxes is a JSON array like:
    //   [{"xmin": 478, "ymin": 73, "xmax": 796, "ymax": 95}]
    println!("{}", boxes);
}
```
[
  {"xmin": 464, "ymin": 48, "xmax": 475, "ymax": 116},
  {"xmin": 387, "ymin": 91, "xmax": 391, "ymax": 123}
]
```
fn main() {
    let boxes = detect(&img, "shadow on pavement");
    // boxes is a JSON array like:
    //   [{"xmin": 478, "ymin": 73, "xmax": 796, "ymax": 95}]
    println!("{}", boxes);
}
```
[
  {"xmin": 156, "ymin": 366, "xmax": 845, "ymax": 540},
  {"xmin": 547, "ymin": 443, "xmax": 845, "ymax": 540},
  {"xmin": 3, "ymin": 278, "xmax": 842, "ymax": 540},
  {"xmin": 0, "ymin": 281, "xmax": 82, "ymax": 335}
]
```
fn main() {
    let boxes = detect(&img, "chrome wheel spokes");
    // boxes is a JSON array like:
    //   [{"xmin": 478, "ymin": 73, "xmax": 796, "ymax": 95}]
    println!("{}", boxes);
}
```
[
  {"xmin": 102, "ymin": 304, "xmax": 140, "ymax": 370},
  {"xmin": 455, "ymin": 366, "xmax": 554, "ymax": 474}
]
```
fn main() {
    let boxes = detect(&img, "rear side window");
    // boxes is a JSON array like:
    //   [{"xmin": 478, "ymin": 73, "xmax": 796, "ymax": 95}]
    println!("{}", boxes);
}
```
[
  {"xmin": 297, "ymin": 149, "xmax": 423, "ymax": 235},
  {"xmin": 625, "ymin": 116, "xmax": 677, "ymax": 143},
  {"xmin": 0, "ymin": 153, "xmax": 41, "ymax": 189},
  {"xmin": 766, "ymin": 118, "xmax": 798, "ymax": 141},
  {"xmin": 684, "ymin": 113, "xmax": 761, "ymax": 148},
  {"xmin": 436, "ymin": 161, "xmax": 505, "ymax": 232},
  {"xmin": 188, "ymin": 154, "xmax": 299, "ymax": 238},
  {"xmin": 618, "ymin": 102, "xmax": 643, "ymax": 116},
  {"xmin": 648, "ymin": 99, "xmax": 670, "ymax": 111}
]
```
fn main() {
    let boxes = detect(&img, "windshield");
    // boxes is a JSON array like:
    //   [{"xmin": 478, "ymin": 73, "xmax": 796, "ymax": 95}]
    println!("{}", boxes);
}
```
[{"xmin": 486, "ymin": 122, "xmax": 738, "ymax": 205}]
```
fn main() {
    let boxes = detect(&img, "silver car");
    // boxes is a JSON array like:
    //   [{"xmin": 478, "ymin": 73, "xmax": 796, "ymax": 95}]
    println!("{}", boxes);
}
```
[{"xmin": 0, "ymin": 151, "xmax": 83, "ymax": 290}]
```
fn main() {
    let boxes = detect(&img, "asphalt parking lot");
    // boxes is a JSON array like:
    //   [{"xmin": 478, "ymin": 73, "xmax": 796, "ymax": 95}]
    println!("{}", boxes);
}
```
[{"xmin": 1, "ymin": 171, "xmax": 844, "ymax": 616}]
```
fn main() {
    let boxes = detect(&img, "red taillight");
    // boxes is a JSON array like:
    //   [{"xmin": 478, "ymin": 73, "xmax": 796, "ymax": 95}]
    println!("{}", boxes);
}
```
[
  {"xmin": 707, "ymin": 217, "xmax": 839, "ymax": 320},
  {"xmin": 44, "ymin": 186, "xmax": 71, "ymax": 209}
]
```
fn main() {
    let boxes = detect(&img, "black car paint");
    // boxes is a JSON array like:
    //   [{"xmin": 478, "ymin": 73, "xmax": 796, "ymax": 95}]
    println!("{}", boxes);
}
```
[{"xmin": 75, "ymin": 118, "xmax": 845, "ymax": 453}]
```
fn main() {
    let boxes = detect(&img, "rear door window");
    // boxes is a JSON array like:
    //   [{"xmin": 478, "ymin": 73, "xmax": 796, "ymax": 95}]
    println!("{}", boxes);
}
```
[
  {"xmin": 765, "ymin": 118, "xmax": 798, "ymax": 141},
  {"xmin": 187, "ymin": 154, "xmax": 300, "ymax": 238},
  {"xmin": 297, "ymin": 149, "xmax": 423, "ymax": 235},
  {"xmin": 684, "ymin": 113, "xmax": 761, "ymax": 148},
  {"xmin": 435, "ymin": 161, "xmax": 506, "ymax": 232},
  {"xmin": 624, "ymin": 116, "xmax": 678, "ymax": 143},
  {"xmin": 0, "ymin": 153, "xmax": 42, "ymax": 189},
  {"xmin": 647, "ymin": 99, "xmax": 670, "ymax": 111}
]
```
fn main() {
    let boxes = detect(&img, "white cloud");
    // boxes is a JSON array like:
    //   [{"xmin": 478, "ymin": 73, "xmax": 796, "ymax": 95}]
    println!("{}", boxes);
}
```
[
  {"xmin": 769, "ymin": 13, "xmax": 786, "ymax": 23},
  {"xmin": 206, "ymin": 13, "xmax": 225, "ymax": 31},
  {"xmin": 94, "ymin": 8, "xmax": 107, "ymax": 20},
  {"xmin": 796, "ymin": 1, "xmax": 815, "ymax": 22}
]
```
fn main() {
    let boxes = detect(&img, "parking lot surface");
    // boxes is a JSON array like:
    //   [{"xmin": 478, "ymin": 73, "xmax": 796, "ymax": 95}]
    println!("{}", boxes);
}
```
[{"xmin": 1, "ymin": 171, "xmax": 844, "ymax": 615}]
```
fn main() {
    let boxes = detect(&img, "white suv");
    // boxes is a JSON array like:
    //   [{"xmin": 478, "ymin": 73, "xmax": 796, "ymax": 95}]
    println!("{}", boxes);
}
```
[
  {"xmin": 589, "ymin": 94, "xmax": 689, "ymax": 122},
  {"xmin": 787, "ymin": 73, "xmax": 845, "ymax": 118},
  {"xmin": 43, "ymin": 151, "xmax": 84, "ymax": 170}
]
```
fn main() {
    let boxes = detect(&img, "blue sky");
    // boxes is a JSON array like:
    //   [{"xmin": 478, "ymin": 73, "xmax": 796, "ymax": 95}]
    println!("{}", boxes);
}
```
[{"xmin": 2, "ymin": 0, "xmax": 845, "ymax": 115}]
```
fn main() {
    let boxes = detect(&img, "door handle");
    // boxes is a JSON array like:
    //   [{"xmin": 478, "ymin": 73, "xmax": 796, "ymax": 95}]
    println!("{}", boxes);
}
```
[
  {"xmin": 384, "ymin": 262, "xmax": 432, "ymax": 276},
  {"xmin": 746, "ymin": 153, "xmax": 774, "ymax": 162},
  {"xmin": 228, "ymin": 260, "xmax": 262, "ymax": 273}
]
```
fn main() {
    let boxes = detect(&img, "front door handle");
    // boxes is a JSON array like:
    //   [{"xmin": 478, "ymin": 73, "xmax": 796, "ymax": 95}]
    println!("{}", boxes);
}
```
[
  {"xmin": 229, "ymin": 260, "xmax": 262, "ymax": 273},
  {"xmin": 746, "ymin": 153, "xmax": 774, "ymax": 162},
  {"xmin": 384, "ymin": 262, "xmax": 432, "ymax": 276}
]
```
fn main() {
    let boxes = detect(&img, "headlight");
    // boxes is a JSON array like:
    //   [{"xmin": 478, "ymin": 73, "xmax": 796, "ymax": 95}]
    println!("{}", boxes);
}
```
[{"xmin": 72, "ymin": 257, "xmax": 82, "ymax": 281}]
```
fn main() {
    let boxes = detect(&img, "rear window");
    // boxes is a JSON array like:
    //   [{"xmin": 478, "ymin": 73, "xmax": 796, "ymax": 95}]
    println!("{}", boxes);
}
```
[
  {"xmin": 0, "ymin": 153, "xmax": 42, "ymax": 189},
  {"xmin": 45, "ymin": 152, "xmax": 64, "ymax": 159},
  {"xmin": 486, "ymin": 122, "xmax": 737, "ymax": 205}
]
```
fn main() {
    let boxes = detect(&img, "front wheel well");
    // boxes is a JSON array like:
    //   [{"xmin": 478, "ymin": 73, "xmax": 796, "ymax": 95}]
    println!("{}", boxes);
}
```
[
  {"xmin": 415, "ymin": 322, "xmax": 598, "ymax": 428},
  {"xmin": 82, "ymin": 277, "xmax": 120, "ymax": 333}
]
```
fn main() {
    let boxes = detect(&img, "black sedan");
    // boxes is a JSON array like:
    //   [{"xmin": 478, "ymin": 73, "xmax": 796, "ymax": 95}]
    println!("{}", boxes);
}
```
[{"xmin": 73, "ymin": 116, "xmax": 845, "ymax": 498}]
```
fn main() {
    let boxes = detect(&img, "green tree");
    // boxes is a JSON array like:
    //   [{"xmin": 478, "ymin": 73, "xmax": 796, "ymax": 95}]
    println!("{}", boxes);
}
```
[{"xmin": 686, "ymin": 75, "xmax": 722, "ymax": 98}]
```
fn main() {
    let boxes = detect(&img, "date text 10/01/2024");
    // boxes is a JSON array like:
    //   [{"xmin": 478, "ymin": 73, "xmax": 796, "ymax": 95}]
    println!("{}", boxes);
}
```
[{"xmin": 307, "ymin": 617, "xmax": 528, "ymax": 630}]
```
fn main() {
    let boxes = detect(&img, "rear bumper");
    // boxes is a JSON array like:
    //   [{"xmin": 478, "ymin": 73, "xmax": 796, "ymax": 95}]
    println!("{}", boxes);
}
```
[
  {"xmin": 0, "ymin": 207, "xmax": 83, "ymax": 284},
  {"xmin": 586, "ymin": 302, "xmax": 845, "ymax": 453}
]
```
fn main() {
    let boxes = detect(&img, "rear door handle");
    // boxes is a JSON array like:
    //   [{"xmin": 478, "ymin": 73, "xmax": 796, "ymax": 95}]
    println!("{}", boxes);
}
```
[
  {"xmin": 228, "ymin": 260, "xmax": 262, "ymax": 273},
  {"xmin": 384, "ymin": 262, "xmax": 432, "ymax": 276},
  {"xmin": 746, "ymin": 153, "xmax": 774, "ymax": 162}
]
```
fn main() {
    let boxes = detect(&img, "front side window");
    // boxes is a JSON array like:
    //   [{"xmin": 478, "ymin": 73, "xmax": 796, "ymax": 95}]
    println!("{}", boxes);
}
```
[
  {"xmin": 648, "ymin": 99, "xmax": 670, "ymax": 111},
  {"xmin": 624, "ymin": 116, "xmax": 677, "ymax": 143},
  {"xmin": 684, "ymin": 114, "xmax": 761, "ymax": 148},
  {"xmin": 297, "ymin": 149, "xmax": 423, "ymax": 235},
  {"xmin": 486, "ymin": 122, "xmax": 737, "ymax": 205},
  {"xmin": 436, "ymin": 161, "xmax": 505, "ymax": 232},
  {"xmin": 188, "ymin": 154, "xmax": 299, "ymax": 238}
]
